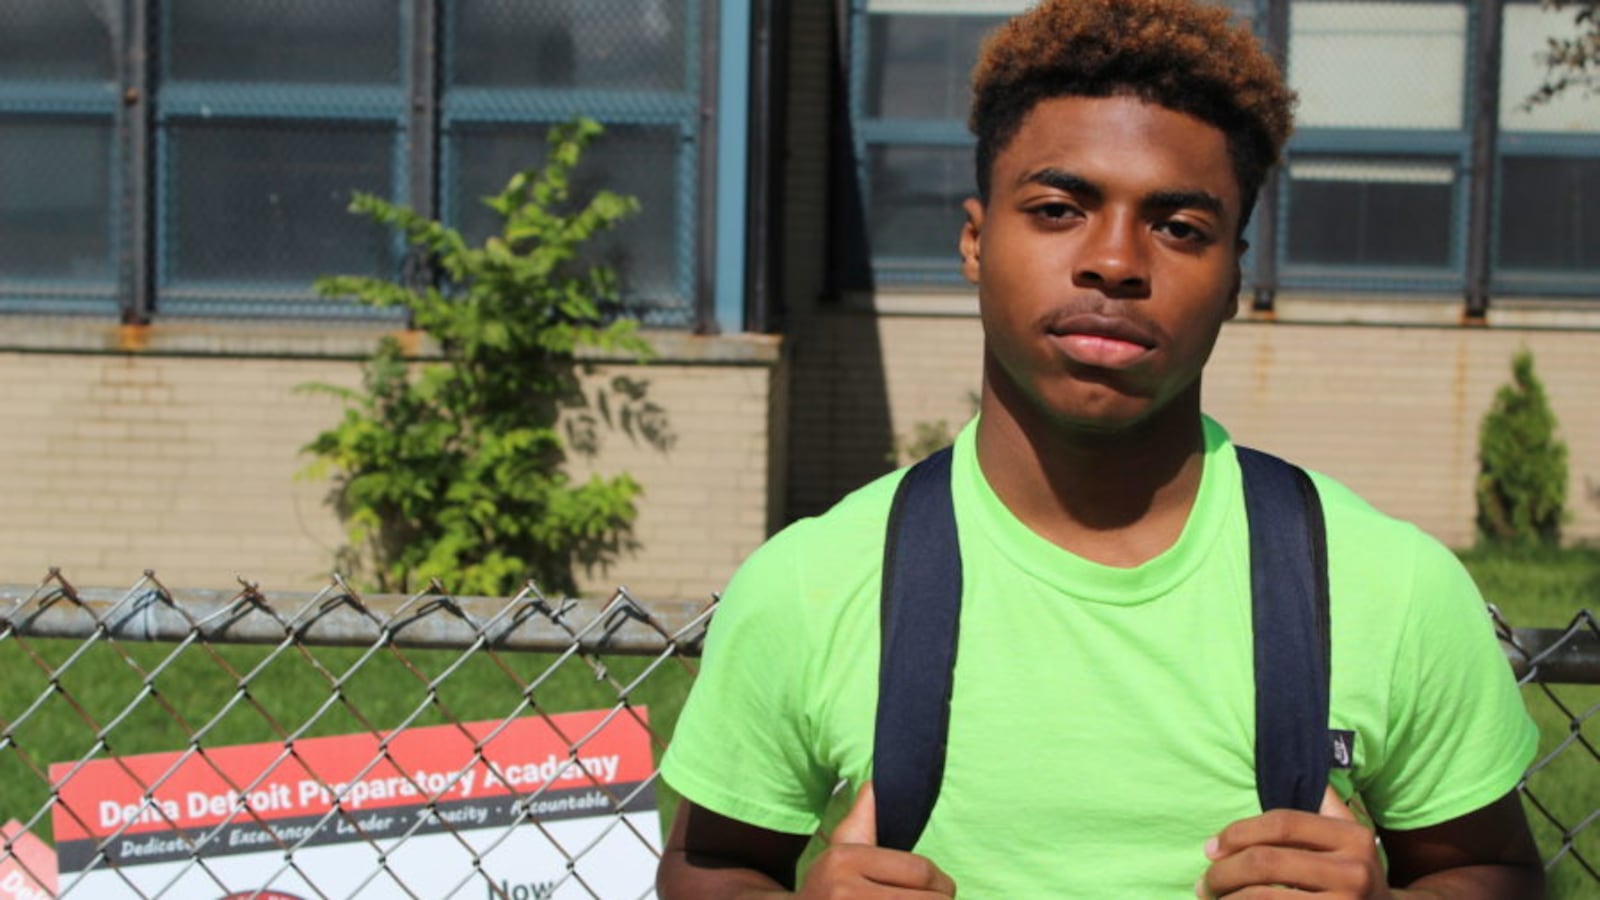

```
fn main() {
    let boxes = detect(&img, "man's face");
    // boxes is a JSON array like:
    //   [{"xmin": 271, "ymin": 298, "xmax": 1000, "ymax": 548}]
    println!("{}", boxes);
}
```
[{"xmin": 961, "ymin": 94, "xmax": 1245, "ymax": 434}]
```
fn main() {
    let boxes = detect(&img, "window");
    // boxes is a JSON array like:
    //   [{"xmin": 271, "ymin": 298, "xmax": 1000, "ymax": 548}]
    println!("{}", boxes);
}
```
[
  {"xmin": 1493, "ymin": 1, "xmax": 1600, "ymax": 292},
  {"xmin": 1289, "ymin": 2, "xmax": 1468, "ymax": 131},
  {"xmin": 0, "ymin": 2, "xmax": 119, "ymax": 314},
  {"xmin": 846, "ymin": 1, "xmax": 1016, "ymax": 284},
  {"xmin": 1497, "ymin": 157, "xmax": 1600, "ymax": 275},
  {"xmin": 1285, "ymin": 158, "xmax": 1457, "ymax": 270},
  {"xmin": 1281, "ymin": 1, "xmax": 1471, "ymax": 290},
  {"xmin": 0, "ymin": 0, "xmax": 717, "ymax": 326},
  {"xmin": 442, "ymin": 0, "xmax": 701, "ymax": 326},
  {"xmin": 156, "ymin": 0, "xmax": 403, "ymax": 318}
]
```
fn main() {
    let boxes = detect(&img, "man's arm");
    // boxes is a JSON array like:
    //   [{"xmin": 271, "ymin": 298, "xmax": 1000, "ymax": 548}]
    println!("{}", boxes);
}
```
[
  {"xmin": 658, "ymin": 801, "xmax": 809, "ymax": 898},
  {"xmin": 1198, "ymin": 787, "xmax": 1544, "ymax": 899},
  {"xmin": 658, "ymin": 784, "xmax": 957, "ymax": 899},
  {"xmin": 1377, "ymin": 789, "xmax": 1544, "ymax": 898}
]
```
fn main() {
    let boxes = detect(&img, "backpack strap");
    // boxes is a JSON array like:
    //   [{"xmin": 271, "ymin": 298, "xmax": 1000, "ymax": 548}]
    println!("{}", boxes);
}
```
[
  {"xmin": 873, "ymin": 443, "xmax": 1330, "ymax": 850},
  {"xmin": 1236, "ymin": 446, "xmax": 1331, "ymax": 813},
  {"xmin": 874, "ymin": 446, "xmax": 962, "ymax": 852}
]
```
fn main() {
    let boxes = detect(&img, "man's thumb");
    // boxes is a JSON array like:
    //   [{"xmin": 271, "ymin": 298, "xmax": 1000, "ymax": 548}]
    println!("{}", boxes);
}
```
[
  {"xmin": 1319, "ymin": 785, "xmax": 1357, "ymax": 822},
  {"xmin": 831, "ymin": 781, "xmax": 878, "ymax": 845}
]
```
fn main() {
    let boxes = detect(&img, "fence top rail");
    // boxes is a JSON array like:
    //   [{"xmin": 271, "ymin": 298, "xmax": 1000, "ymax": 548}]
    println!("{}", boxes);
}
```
[
  {"xmin": 0, "ymin": 576, "xmax": 716, "ymax": 657},
  {"xmin": 2, "ymin": 577, "xmax": 1595, "ymax": 682},
  {"xmin": 1502, "ymin": 623, "xmax": 1600, "ymax": 685}
]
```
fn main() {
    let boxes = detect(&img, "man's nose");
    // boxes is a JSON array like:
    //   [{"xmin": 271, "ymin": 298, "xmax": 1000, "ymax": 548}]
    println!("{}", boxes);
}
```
[{"xmin": 1072, "ymin": 215, "xmax": 1149, "ymax": 296}]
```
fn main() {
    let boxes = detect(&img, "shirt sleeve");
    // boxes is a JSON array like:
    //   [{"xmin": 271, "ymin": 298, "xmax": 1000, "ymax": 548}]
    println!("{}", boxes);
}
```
[
  {"xmin": 1357, "ymin": 531, "xmax": 1539, "ymax": 831},
  {"xmin": 659, "ymin": 526, "xmax": 838, "ymax": 835}
]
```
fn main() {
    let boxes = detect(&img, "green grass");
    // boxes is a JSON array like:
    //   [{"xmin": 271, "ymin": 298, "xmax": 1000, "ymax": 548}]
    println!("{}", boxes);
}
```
[
  {"xmin": 0, "ymin": 636, "xmax": 695, "ymax": 845},
  {"xmin": 1460, "ymin": 544, "xmax": 1600, "ymax": 898}
]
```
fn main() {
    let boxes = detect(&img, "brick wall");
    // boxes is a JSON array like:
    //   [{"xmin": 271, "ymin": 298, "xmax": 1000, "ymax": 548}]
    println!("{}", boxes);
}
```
[
  {"xmin": 0, "ymin": 327, "xmax": 781, "ymax": 601},
  {"xmin": 6, "ymin": 308, "xmax": 1591, "ymax": 603},
  {"xmin": 1208, "ymin": 319, "xmax": 1600, "ymax": 548},
  {"xmin": 786, "ymin": 304, "xmax": 1600, "ymax": 548}
]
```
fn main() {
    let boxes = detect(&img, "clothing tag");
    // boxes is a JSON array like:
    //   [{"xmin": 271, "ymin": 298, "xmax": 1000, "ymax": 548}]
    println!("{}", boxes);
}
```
[{"xmin": 1328, "ymin": 730, "xmax": 1356, "ymax": 769}]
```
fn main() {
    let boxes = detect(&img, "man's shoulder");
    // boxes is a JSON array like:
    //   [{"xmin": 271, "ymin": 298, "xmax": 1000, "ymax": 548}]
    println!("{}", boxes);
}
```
[
  {"xmin": 722, "ymin": 464, "xmax": 910, "ymax": 607},
  {"xmin": 1302, "ymin": 468, "xmax": 1446, "ymax": 561},
  {"xmin": 1297, "ymin": 466, "xmax": 1480, "ymax": 628}
]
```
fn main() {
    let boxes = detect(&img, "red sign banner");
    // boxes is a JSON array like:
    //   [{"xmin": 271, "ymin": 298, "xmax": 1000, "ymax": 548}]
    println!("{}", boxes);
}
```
[
  {"xmin": 0, "ymin": 820, "xmax": 56, "ymax": 900},
  {"xmin": 49, "ymin": 709, "xmax": 660, "ymax": 898}
]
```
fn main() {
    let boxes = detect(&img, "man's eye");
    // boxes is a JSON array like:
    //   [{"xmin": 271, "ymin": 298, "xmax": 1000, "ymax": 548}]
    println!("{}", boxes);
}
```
[
  {"xmin": 1033, "ymin": 203, "xmax": 1076, "ymax": 221},
  {"xmin": 1158, "ymin": 220, "xmax": 1206, "ymax": 242}
]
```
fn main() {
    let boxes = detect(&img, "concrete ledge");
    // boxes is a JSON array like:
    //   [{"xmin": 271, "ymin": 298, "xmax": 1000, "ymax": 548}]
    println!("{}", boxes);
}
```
[
  {"xmin": 0, "ymin": 315, "xmax": 784, "ymax": 367},
  {"xmin": 1267, "ymin": 294, "xmax": 1600, "ymax": 331},
  {"xmin": 839, "ymin": 289, "xmax": 1600, "ymax": 332}
]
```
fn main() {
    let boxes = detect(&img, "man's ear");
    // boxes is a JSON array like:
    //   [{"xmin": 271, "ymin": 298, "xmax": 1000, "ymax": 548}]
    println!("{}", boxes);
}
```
[{"xmin": 960, "ymin": 197, "xmax": 985, "ymax": 285}]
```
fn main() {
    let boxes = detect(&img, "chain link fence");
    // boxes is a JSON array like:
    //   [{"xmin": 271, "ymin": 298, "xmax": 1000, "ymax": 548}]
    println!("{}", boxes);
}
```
[
  {"xmin": 1492, "ymin": 605, "xmax": 1600, "ymax": 892},
  {"xmin": 0, "ymin": 570, "xmax": 1594, "ymax": 898},
  {"xmin": 0, "ymin": 570, "xmax": 713, "ymax": 899}
]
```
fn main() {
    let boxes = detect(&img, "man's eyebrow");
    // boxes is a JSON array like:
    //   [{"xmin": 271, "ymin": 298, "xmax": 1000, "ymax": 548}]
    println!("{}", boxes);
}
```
[
  {"xmin": 1143, "ymin": 189, "xmax": 1225, "ymax": 217},
  {"xmin": 1017, "ymin": 169, "xmax": 1225, "ymax": 218},
  {"xmin": 1017, "ymin": 167, "xmax": 1100, "ymax": 200}
]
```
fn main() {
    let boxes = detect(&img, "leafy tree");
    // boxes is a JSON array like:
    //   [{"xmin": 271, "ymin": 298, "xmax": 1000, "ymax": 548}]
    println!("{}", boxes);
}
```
[
  {"xmin": 1475, "ymin": 349, "xmax": 1569, "ymax": 546},
  {"xmin": 302, "ymin": 119, "xmax": 665, "ymax": 596},
  {"xmin": 1525, "ymin": 0, "xmax": 1599, "ymax": 107}
]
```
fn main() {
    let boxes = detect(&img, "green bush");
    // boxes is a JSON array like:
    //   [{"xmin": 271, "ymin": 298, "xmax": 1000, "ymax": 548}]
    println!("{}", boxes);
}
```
[
  {"xmin": 302, "ymin": 119, "xmax": 664, "ymax": 596},
  {"xmin": 1475, "ymin": 349, "xmax": 1568, "ymax": 547}
]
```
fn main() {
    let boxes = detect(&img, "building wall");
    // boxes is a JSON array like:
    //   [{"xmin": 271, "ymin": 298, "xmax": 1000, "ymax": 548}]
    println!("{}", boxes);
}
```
[
  {"xmin": 4, "ymin": 304, "xmax": 1591, "ymax": 605},
  {"xmin": 785, "ymin": 299, "xmax": 1600, "ymax": 549},
  {"xmin": 0, "ymin": 324, "xmax": 781, "ymax": 601}
]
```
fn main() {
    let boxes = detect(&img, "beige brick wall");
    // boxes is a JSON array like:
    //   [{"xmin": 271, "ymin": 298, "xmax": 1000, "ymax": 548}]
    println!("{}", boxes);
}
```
[
  {"xmin": 0, "ymin": 328, "xmax": 781, "ymax": 601},
  {"xmin": 786, "ymin": 304, "xmax": 1600, "ymax": 548},
  {"xmin": 1208, "ymin": 320, "xmax": 1600, "ymax": 548},
  {"xmin": 6, "ymin": 308, "xmax": 1590, "ymax": 602}
]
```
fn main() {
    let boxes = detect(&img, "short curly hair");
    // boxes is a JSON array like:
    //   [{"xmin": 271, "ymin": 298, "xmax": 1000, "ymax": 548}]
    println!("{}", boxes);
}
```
[{"xmin": 970, "ymin": 0, "xmax": 1295, "ymax": 229}]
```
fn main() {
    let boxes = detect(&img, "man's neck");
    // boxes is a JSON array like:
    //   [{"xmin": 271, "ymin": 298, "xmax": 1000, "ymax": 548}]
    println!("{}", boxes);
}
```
[{"xmin": 974, "ymin": 381, "xmax": 1208, "ymax": 568}]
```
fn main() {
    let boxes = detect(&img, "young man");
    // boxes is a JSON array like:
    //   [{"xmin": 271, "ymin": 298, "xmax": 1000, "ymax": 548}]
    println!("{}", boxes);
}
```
[{"xmin": 657, "ymin": 0, "xmax": 1543, "ymax": 896}]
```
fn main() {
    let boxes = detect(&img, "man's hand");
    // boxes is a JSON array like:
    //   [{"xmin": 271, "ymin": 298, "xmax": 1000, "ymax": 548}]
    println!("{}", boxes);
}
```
[
  {"xmin": 799, "ymin": 782, "xmax": 957, "ymax": 898},
  {"xmin": 1197, "ymin": 787, "xmax": 1392, "ymax": 899}
]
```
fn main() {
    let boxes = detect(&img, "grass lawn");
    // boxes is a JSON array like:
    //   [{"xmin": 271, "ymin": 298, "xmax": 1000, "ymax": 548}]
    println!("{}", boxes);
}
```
[{"xmin": 1460, "ymin": 544, "xmax": 1600, "ymax": 898}]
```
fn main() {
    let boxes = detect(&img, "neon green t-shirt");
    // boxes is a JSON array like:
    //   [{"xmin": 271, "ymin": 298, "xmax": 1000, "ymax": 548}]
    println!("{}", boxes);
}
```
[{"xmin": 661, "ymin": 417, "xmax": 1537, "ymax": 897}]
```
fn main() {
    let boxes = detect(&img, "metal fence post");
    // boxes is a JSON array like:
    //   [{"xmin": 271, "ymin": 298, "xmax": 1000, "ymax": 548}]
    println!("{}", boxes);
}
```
[
  {"xmin": 120, "ymin": 0, "xmax": 154, "ymax": 326},
  {"xmin": 694, "ymin": 0, "xmax": 723, "ymax": 335},
  {"xmin": 400, "ymin": 0, "xmax": 441, "ymax": 327},
  {"xmin": 1463, "ymin": 0, "xmax": 1504, "ymax": 324},
  {"xmin": 1251, "ymin": 0, "xmax": 1289, "ymax": 314},
  {"xmin": 745, "ymin": 0, "xmax": 789, "ymax": 335}
]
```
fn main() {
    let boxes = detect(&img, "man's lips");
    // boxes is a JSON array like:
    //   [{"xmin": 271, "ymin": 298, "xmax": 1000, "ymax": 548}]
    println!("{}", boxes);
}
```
[{"xmin": 1044, "ymin": 313, "xmax": 1157, "ymax": 369}]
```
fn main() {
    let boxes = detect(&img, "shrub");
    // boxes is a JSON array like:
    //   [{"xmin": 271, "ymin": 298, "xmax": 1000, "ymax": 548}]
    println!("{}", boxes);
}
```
[
  {"xmin": 1475, "ymin": 349, "xmax": 1569, "ymax": 546},
  {"xmin": 302, "ymin": 119, "xmax": 663, "ymax": 596}
]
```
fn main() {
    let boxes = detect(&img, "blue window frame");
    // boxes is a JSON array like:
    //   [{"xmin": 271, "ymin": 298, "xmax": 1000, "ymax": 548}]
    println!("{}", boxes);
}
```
[
  {"xmin": 841, "ymin": 0, "xmax": 1600, "ymax": 302},
  {"xmin": 1491, "ymin": 0, "xmax": 1600, "ymax": 295},
  {"xmin": 1279, "ymin": 0, "xmax": 1475, "ymax": 293},
  {"xmin": 0, "ymin": 3, "xmax": 121, "ymax": 315},
  {"xmin": 0, "ymin": 0, "xmax": 718, "ymax": 327},
  {"xmin": 154, "ymin": 0, "xmax": 408, "ymax": 319},
  {"xmin": 441, "ymin": 0, "xmax": 703, "ymax": 327},
  {"xmin": 844, "ymin": 2, "xmax": 1011, "ymax": 285}
]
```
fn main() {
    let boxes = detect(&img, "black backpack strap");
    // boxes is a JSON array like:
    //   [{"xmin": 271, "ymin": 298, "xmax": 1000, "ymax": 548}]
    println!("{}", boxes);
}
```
[
  {"xmin": 872, "ymin": 443, "xmax": 1331, "ymax": 849},
  {"xmin": 873, "ymin": 446, "xmax": 962, "ymax": 852},
  {"xmin": 1237, "ymin": 445, "xmax": 1331, "ymax": 813}
]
